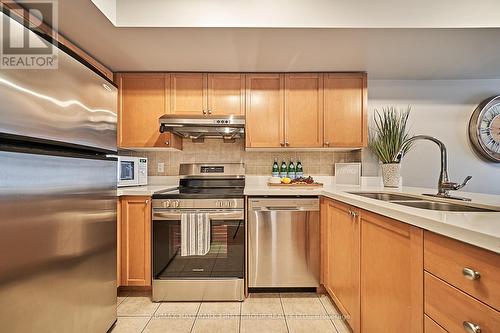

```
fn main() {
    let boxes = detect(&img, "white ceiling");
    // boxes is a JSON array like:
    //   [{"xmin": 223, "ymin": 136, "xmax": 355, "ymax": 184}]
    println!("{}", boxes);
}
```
[
  {"xmin": 26, "ymin": 0, "xmax": 500, "ymax": 79},
  {"xmin": 92, "ymin": 0, "xmax": 500, "ymax": 28}
]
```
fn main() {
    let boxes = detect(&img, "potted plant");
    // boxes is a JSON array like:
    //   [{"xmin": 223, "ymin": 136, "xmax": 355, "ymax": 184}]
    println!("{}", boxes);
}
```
[{"xmin": 368, "ymin": 106, "xmax": 413, "ymax": 187}]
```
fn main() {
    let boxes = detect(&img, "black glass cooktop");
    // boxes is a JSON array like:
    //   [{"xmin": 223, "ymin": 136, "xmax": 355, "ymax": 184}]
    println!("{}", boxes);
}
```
[
  {"xmin": 152, "ymin": 187, "xmax": 244, "ymax": 199},
  {"xmin": 153, "ymin": 177, "xmax": 245, "ymax": 199}
]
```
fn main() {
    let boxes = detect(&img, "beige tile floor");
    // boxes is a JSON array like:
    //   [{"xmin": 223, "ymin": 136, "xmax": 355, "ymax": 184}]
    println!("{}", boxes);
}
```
[{"xmin": 112, "ymin": 292, "xmax": 351, "ymax": 333}]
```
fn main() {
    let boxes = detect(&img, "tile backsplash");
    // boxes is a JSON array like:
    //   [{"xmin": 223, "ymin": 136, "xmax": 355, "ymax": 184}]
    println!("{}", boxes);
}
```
[{"xmin": 119, "ymin": 139, "xmax": 361, "ymax": 176}]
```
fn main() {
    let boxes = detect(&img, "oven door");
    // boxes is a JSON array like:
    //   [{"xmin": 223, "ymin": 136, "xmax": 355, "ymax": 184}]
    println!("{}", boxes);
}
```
[
  {"xmin": 152, "ymin": 210, "xmax": 245, "ymax": 280},
  {"xmin": 117, "ymin": 158, "xmax": 138, "ymax": 187}
]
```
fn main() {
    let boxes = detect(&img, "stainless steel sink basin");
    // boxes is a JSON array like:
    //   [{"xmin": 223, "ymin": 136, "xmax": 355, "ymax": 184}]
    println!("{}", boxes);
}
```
[
  {"xmin": 394, "ymin": 201, "xmax": 497, "ymax": 212},
  {"xmin": 348, "ymin": 191, "xmax": 499, "ymax": 212},
  {"xmin": 348, "ymin": 192, "xmax": 423, "ymax": 201}
]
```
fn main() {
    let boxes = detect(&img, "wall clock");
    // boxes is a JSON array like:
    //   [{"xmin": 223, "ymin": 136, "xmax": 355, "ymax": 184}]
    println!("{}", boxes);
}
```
[{"xmin": 468, "ymin": 95, "xmax": 500, "ymax": 162}]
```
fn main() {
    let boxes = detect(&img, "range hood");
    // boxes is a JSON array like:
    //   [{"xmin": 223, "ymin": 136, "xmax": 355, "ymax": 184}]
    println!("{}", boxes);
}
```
[{"xmin": 159, "ymin": 114, "xmax": 245, "ymax": 142}]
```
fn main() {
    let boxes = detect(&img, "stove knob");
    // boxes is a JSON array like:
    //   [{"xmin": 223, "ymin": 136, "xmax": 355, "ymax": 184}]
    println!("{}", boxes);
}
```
[
  {"xmin": 225, "ymin": 201, "xmax": 231, "ymax": 207},
  {"xmin": 164, "ymin": 200, "xmax": 171, "ymax": 208},
  {"xmin": 173, "ymin": 200, "xmax": 180, "ymax": 208}
]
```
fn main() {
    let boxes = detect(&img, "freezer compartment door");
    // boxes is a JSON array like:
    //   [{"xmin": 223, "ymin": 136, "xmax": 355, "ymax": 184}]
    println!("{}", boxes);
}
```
[
  {"xmin": 0, "ymin": 13, "xmax": 117, "ymax": 152},
  {"xmin": 0, "ymin": 150, "xmax": 117, "ymax": 333}
]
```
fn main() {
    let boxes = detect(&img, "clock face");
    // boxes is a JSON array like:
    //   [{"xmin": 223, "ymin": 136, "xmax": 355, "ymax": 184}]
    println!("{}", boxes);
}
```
[{"xmin": 469, "ymin": 95, "xmax": 500, "ymax": 162}]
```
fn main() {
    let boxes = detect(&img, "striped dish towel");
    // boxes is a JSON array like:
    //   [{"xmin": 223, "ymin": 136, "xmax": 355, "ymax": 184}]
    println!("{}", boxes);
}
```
[{"xmin": 181, "ymin": 212, "xmax": 210, "ymax": 256}]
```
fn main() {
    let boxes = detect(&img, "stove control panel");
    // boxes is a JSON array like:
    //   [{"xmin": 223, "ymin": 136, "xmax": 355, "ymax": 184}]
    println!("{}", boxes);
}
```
[{"xmin": 153, "ymin": 198, "xmax": 244, "ymax": 210}]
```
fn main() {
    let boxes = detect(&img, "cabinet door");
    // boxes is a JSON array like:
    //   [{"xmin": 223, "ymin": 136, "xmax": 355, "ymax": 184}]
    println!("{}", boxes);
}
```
[
  {"xmin": 245, "ymin": 74, "xmax": 285, "ymax": 148},
  {"xmin": 207, "ymin": 74, "xmax": 245, "ymax": 115},
  {"xmin": 117, "ymin": 199, "xmax": 121, "ymax": 287},
  {"xmin": 170, "ymin": 73, "xmax": 207, "ymax": 115},
  {"xmin": 285, "ymin": 74, "xmax": 323, "ymax": 147},
  {"xmin": 120, "ymin": 196, "xmax": 151, "ymax": 287},
  {"xmin": 360, "ymin": 210, "xmax": 423, "ymax": 333},
  {"xmin": 118, "ymin": 73, "xmax": 171, "ymax": 148},
  {"xmin": 323, "ymin": 73, "xmax": 367, "ymax": 147},
  {"xmin": 325, "ymin": 200, "xmax": 360, "ymax": 333}
]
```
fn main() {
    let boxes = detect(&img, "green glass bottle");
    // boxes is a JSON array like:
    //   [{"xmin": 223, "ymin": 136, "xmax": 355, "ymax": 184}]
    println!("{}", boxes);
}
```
[
  {"xmin": 288, "ymin": 160, "xmax": 296, "ymax": 179},
  {"xmin": 296, "ymin": 160, "xmax": 303, "ymax": 178},
  {"xmin": 280, "ymin": 160, "xmax": 288, "ymax": 178},
  {"xmin": 272, "ymin": 158, "xmax": 279, "ymax": 177}
]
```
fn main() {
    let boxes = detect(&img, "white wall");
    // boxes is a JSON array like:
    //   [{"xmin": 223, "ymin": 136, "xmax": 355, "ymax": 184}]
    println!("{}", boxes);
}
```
[{"xmin": 364, "ymin": 80, "xmax": 500, "ymax": 195}]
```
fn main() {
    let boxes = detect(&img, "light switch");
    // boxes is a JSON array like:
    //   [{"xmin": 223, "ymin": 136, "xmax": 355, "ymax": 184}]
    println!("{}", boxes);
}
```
[{"xmin": 157, "ymin": 162, "xmax": 165, "ymax": 173}]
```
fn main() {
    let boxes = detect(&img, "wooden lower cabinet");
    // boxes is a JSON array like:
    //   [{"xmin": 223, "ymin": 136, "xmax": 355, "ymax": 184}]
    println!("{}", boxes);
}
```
[
  {"xmin": 360, "ymin": 210, "xmax": 423, "ymax": 333},
  {"xmin": 424, "ymin": 315, "xmax": 447, "ymax": 333},
  {"xmin": 321, "ymin": 198, "xmax": 423, "ymax": 333},
  {"xmin": 425, "ymin": 272, "xmax": 500, "ymax": 332},
  {"xmin": 119, "ymin": 196, "xmax": 152, "ymax": 287},
  {"xmin": 117, "ymin": 199, "xmax": 121, "ymax": 287},
  {"xmin": 322, "ymin": 199, "xmax": 360, "ymax": 333}
]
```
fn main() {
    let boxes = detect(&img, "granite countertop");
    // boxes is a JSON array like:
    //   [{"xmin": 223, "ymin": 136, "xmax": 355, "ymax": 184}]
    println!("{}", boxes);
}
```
[{"xmin": 245, "ymin": 177, "xmax": 500, "ymax": 254}]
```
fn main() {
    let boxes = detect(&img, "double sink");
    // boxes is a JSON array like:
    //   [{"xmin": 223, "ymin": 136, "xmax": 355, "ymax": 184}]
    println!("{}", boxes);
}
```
[{"xmin": 348, "ymin": 192, "xmax": 499, "ymax": 212}]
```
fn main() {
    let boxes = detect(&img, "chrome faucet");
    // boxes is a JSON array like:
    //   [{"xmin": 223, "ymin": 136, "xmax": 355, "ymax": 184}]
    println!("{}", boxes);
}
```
[{"xmin": 395, "ymin": 135, "xmax": 472, "ymax": 201}]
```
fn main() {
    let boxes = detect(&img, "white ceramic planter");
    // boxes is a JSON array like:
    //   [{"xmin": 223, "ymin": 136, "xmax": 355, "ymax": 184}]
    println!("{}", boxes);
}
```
[{"xmin": 381, "ymin": 163, "xmax": 401, "ymax": 188}]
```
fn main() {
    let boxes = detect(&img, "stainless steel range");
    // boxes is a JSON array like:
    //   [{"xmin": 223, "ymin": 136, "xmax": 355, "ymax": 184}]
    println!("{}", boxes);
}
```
[{"xmin": 151, "ymin": 163, "xmax": 245, "ymax": 301}]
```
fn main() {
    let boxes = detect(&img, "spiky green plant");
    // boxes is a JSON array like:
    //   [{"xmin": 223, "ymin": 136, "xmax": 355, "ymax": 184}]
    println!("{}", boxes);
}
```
[{"xmin": 368, "ymin": 106, "xmax": 413, "ymax": 164}]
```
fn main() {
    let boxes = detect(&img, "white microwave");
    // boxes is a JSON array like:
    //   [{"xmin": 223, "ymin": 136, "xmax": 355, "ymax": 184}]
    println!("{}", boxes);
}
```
[{"xmin": 117, "ymin": 156, "xmax": 148, "ymax": 187}]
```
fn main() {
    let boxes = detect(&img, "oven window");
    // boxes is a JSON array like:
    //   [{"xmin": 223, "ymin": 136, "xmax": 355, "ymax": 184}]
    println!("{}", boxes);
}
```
[
  {"xmin": 153, "ymin": 218, "xmax": 244, "ymax": 279},
  {"xmin": 120, "ymin": 161, "xmax": 134, "ymax": 181}
]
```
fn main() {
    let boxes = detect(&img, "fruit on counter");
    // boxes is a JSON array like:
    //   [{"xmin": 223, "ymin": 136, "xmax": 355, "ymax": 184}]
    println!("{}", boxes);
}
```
[
  {"xmin": 290, "ymin": 176, "xmax": 315, "ymax": 184},
  {"xmin": 281, "ymin": 177, "xmax": 292, "ymax": 184}
]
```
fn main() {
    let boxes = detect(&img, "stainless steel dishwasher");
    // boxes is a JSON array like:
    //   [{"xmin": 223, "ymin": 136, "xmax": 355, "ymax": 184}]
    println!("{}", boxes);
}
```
[{"xmin": 248, "ymin": 197, "xmax": 320, "ymax": 288}]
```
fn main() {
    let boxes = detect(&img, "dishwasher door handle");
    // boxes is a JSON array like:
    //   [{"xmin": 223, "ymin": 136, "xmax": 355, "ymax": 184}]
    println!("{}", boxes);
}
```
[
  {"xmin": 253, "ymin": 207, "xmax": 313, "ymax": 212},
  {"xmin": 266, "ymin": 207, "xmax": 300, "ymax": 211}
]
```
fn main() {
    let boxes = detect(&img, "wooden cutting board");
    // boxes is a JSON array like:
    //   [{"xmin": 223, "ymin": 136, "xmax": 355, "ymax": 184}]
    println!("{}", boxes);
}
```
[{"xmin": 267, "ymin": 182, "xmax": 323, "ymax": 188}]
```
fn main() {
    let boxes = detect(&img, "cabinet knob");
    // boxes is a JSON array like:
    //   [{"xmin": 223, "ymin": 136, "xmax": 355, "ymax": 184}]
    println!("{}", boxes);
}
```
[
  {"xmin": 145, "ymin": 199, "xmax": 149, "ymax": 204},
  {"xmin": 462, "ymin": 267, "xmax": 481, "ymax": 280},
  {"xmin": 203, "ymin": 110, "xmax": 207, "ymax": 115},
  {"xmin": 208, "ymin": 110, "xmax": 212, "ymax": 115},
  {"xmin": 280, "ymin": 142, "xmax": 285, "ymax": 147},
  {"xmin": 165, "ymin": 140, "xmax": 170, "ymax": 146},
  {"xmin": 463, "ymin": 321, "xmax": 481, "ymax": 333},
  {"xmin": 285, "ymin": 141, "xmax": 289, "ymax": 146},
  {"xmin": 325, "ymin": 141, "xmax": 330, "ymax": 147}
]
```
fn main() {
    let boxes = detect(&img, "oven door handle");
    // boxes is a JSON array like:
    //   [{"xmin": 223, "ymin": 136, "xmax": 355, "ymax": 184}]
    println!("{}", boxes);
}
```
[{"xmin": 153, "ymin": 211, "xmax": 244, "ymax": 221}]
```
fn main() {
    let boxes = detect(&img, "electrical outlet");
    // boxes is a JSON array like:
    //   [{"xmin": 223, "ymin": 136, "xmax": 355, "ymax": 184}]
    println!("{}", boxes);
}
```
[{"xmin": 157, "ymin": 162, "xmax": 165, "ymax": 173}]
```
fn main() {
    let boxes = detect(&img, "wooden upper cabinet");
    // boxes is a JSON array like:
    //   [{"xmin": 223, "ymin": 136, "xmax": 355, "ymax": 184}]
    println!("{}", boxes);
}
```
[
  {"xmin": 360, "ymin": 211, "xmax": 423, "ymax": 333},
  {"xmin": 324, "ymin": 199, "xmax": 361, "ymax": 333},
  {"xmin": 120, "ymin": 196, "xmax": 152, "ymax": 287},
  {"xmin": 207, "ymin": 74, "xmax": 245, "ymax": 115},
  {"xmin": 284, "ymin": 74, "xmax": 323, "ymax": 147},
  {"xmin": 245, "ymin": 74, "xmax": 285, "ymax": 148},
  {"xmin": 323, "ymin": 73, "xmax": 367, "ymax": 147},
  {"xmin": 118, "ymin": 73, "xmax": 182, "ymax": 149},
  {"xmin": 118, "ymin": 73, "xmax": 169, "ymax": 148},
  {"xmin": 169, "ymin": 73, "xmax": 207, "ymax": 115}
]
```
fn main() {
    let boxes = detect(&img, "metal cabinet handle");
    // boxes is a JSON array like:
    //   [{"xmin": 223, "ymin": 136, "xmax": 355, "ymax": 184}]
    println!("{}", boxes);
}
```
[
  {"xmin": 462, "ymin": 267, "xmax": 481, "ymax": 280},
  {"xmin": 352, "ymin": 211, "xmax": 358, "ymax": 218},
  {"xmin": 463, "ymin": 321, "xmax": 481, "ymax": 333}
]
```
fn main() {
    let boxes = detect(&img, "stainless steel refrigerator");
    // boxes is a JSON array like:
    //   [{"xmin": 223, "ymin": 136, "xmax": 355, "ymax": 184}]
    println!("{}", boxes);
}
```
[{"xmin": 0, "ymin": 12, "xmax": 118, "ymax": 333}]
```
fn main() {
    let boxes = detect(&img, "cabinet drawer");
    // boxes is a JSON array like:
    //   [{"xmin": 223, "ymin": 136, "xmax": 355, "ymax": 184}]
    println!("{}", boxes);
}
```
[
  {"xmin": 424, "ymin": 231, "xmax": 500, "ymax": 310},
  {"xmin": 425, "ymin": 272, "xmax": 500, "ymax": 333},
  {"xmin": 425, "ymin": 315, "xmax": 446, "ymax": 333}
]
